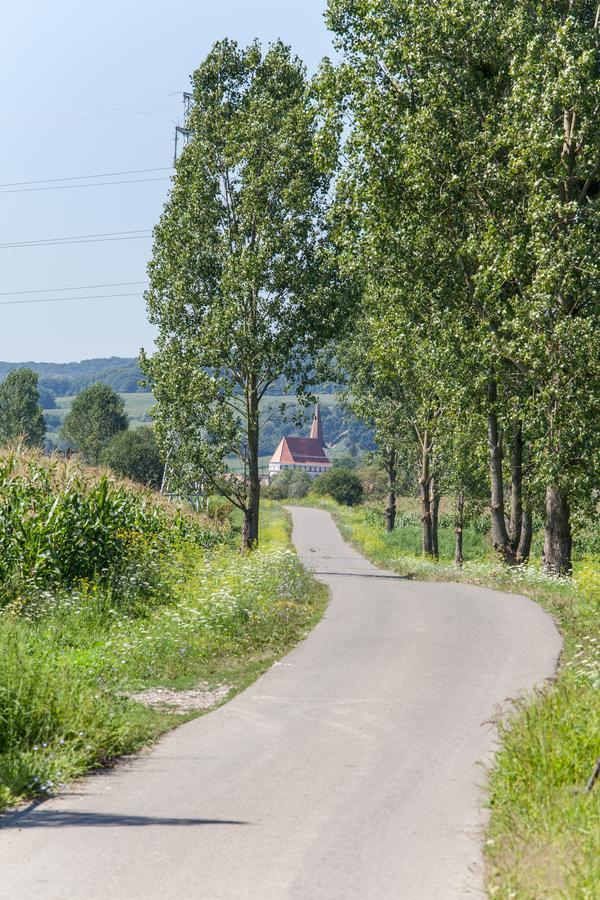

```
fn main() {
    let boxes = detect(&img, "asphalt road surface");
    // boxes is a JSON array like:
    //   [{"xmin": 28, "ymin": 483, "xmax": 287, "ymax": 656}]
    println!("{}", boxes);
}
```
[{"xmin": 0, "ymin": 507, "xmax": 561, "ymax": 899}]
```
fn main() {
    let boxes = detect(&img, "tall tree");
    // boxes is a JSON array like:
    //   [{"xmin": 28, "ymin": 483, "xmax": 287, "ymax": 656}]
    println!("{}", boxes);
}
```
[
  {"xmin": 489, "ymin": 0, "xmax": 600, "ymax": 573},
  {"xmin": 61, "ymin": 383, "xmax": 128, "ymax": 464},
  {"xmin": 327, "ymin": 0, "xmax": 600, "ymax": 574},
  {"xmin": 143, "ymin": 40, "xmax": 339, "ymax": 549},
  {"xmin": 0, "ymin": 369, "xmax": 46, "ymax": 447}
]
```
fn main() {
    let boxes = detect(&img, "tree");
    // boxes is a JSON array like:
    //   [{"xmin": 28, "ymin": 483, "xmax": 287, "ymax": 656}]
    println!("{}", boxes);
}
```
[
  {"xmin": 314, "ymin": 468, "xmax": 363, "ymax": 506},
  {"xmin": 143, "ymin": 40, "xmax": 340, "ymax": 550},
  {"xmin": 102, "ymin": 426, "xmax": 164, "ymax": 488},
  {"xmin": 0, "ymin": 369, "xmax": 46, "ymax": 446},
  {"xmin": 326, "ymin": 0, "xmax": 600, "ymax": 574},
  {"xmin": 488, "ymin": 0, "xmax": 600, "ymax": 573},
  {"xmin": 61, "ymin": 384, "xmax": 128, "ymax": 464}
]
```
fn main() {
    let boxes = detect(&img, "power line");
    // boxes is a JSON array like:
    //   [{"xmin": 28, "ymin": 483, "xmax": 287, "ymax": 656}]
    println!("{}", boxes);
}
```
[
  {"xmin": 0, "ymin": 280, "xmax": 148, "ymax": 297},
  {"xmin": 0, "ymin": 235, "xmax": 151, "ymax": 249},
  {"xmin": 0, "ymin": 229, "xmax": 152, "ymax": 249},
  {"xmin": 0, "ymin": 176, "xmax": 170, "ymax": 195},
  {"xmin": 0, "ymin": 167, "xmax": 172, "ymax": 188},
  {"xmin": 0, "ymin": 291, "xmax": 144, "ymax": 307}
]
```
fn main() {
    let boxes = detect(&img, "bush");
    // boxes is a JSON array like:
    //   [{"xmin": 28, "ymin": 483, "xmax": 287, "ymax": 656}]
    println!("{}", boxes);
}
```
[
  {"xmin": 266, "ymin": 468, "xmax": 312, "ymax": 500},
  {"xmin": 102, "ymin": 426, "xmax": 164, "ymax": 488},
  {"xmin": 313, "ymin": 468, "xmax": 364, "ymax": 506}
]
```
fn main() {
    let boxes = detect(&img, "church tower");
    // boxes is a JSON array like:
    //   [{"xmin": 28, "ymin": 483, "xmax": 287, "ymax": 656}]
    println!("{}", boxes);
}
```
[{"xmin": 309, "ymin": 402, "xmax": 324, "ymax": 446}]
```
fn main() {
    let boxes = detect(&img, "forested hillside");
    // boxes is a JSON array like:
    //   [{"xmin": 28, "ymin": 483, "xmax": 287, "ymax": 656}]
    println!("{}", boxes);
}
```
[{"xmin": 0, "ymin": 358, "xmax": 148, "ymax": 408}]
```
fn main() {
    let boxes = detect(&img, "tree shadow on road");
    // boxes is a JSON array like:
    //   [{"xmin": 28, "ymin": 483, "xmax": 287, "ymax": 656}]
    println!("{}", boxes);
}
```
[{"xmin": 0, "ymin": 809, "xmax": 249, "ymax": 830}]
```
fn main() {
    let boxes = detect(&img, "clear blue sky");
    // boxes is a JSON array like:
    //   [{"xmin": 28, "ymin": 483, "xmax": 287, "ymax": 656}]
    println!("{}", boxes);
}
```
[{"xmin": 0, "ymin": 1, "xmax": 334, "ymax": 363}]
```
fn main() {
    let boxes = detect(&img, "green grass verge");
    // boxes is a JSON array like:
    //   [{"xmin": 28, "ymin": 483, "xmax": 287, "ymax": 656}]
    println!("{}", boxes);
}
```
[
  {"xmin": 0, "ymin": 500, "xmax": 327, "ymax": 813},
  {"xmin": 300, "ymin": 495, "xmax": 600, "ymax": 899}
]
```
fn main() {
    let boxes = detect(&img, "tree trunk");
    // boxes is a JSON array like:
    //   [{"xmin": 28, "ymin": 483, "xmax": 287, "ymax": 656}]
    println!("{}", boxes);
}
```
[
  {"xmin": 487, "ymin": 380, "xmax": 515, "ymax": 564},
  {"xmin": 516, "ymin": 508, "xmax": 532, "ymax": 565},
  {"xmin": 430, "ymin": 477, "xmax": 440, "ymax": 560},
  {"xmin": 543, "ymin": 485, "xmax": 572, "ymax": 575},
  {"xmin": 454, "ymin": 490, "xmax": 464, "ymax": 567},
  {"xmin": 509, "ymin": 426, "xmax": 524, "ymax": 552},
  {"xmin": 242, "ymin": 378, "xmax": 261, "ymax": 552},
  {"xmin": 419, "ymin": 433, "xmax": 434, "ymax": 557},
  {"xmin": 384, "ymin": 448, "xmax": 397, "ymax": 532}
]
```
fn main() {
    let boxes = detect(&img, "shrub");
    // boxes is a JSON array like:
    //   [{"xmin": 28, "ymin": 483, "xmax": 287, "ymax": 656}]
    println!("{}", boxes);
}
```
[
  {"xmin": 266, "ymin": 468, "xmax": 312, "ymax": 500},
  {"xmin": 313, "ymin": 468, "xmax": 364, "ymax": 506}
]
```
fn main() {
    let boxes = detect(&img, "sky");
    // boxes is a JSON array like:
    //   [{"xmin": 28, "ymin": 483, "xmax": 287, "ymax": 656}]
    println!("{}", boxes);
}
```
[{"xmin": 0, "ymin": 1, "xmax": 334, "ymax": 363}]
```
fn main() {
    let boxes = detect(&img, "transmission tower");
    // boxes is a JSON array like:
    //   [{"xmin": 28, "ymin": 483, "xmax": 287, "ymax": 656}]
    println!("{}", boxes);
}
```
[{"xmin": 173, "ymin": 92, "xmax": 193, "ymax": 164}]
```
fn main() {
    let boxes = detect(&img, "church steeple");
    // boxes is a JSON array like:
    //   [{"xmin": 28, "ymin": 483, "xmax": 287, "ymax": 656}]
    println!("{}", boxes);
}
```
[{"xmin": 309, "ymin": 402, "xmax": 324, "ymax": 446}]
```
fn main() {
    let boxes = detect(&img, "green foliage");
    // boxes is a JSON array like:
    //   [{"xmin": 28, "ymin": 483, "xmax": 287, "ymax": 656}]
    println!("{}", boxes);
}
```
[
  {"xmin": 313, "ymin": 468, "xmax": 363, "ymax": 506},
  {"xmin": 332, "ymin": 454, "xmax": 358, "ymax": 470},
  {"xmin": 61, "ymin": 383, "xmax": 128, "ymax": 464},
  {"xmin": 0, "ymin": 369, "xmax": 45, "ymax": 447},
  {"xmin": 102, "ymin": 425, "xmax": 164, "ymax": 488},
  {"xmin": 0, "ymin": 499, "xmax": 325, "ymax": 811},
  {"xmin": 325, "ymin": 0, "xmax": 600, "ymax": 574},
  {"xmin": 143, "ymin": 38, "xmax": 342, "ymax": 546},
  {"xmin": 0, "ymin": 358, "xmax": 149, "ymax": 402},
  {"xmin": 0, "ymin": 448, "xmax": 218, "ymax": 614},
  {"xmin": 266, "ymin": 467, "xmax": 312, "ymax": 500}
]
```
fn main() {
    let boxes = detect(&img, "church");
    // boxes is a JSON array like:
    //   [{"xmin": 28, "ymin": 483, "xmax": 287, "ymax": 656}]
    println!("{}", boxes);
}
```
[{"xmin": 268, "ymin": 403, "xmax": 331, "ymax": 480}]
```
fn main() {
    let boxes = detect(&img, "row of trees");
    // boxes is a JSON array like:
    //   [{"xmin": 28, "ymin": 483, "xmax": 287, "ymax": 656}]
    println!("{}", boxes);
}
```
[
  {"xmin": 144, "ymin": 8, "xmax": 598, "ymax": 567},
  {"xmin": 326, "ymin": 0, "xmax": 599, "ymax": 574}
]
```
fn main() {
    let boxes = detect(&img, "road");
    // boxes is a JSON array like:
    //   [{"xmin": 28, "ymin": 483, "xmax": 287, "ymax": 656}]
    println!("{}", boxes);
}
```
[{"xmin": 0, "ymin": 506, "xmax": 561, "ymax": 899}]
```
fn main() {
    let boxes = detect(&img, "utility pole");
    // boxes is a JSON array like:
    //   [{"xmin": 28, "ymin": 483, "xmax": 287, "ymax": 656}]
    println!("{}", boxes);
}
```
[{"xmin": 173, "ymin": 92, "xmax": 193, "ymax": 164}]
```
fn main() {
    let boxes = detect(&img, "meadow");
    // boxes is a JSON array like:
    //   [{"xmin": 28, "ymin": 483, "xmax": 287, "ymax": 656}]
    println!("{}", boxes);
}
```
[
  {"xmin": 0, "ymin": 449, "xmax": 326, "ymax": 812},
  {"xmin": 303, "ymin": 495, "xmax": 600, "ymax": 898}
]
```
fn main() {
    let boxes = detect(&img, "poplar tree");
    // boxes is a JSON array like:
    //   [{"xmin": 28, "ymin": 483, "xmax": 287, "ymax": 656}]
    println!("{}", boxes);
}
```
[
  {"xmin": 143, "ymin": 40, "xmax": 339, "ymax": 549},
  {"xmin": 0, "ymin": 369, "xmax": 46, "ymax": 447},
  {"xmin": 327, "ymin": 0, "xmax": 600, "ymax": 573}
]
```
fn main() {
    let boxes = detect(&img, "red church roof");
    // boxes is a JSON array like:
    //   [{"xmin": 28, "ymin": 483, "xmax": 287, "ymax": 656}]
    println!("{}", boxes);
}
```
[
  {"xmin": 270, "ymin": 403, "xmax": 330, "ymax": 467},
  {"xmin": 270, "ymin": 436, "xmax": 330, "ymax": 465}
]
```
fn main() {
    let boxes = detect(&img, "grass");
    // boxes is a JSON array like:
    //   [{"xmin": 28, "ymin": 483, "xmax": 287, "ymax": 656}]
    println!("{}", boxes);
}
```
[
  {"xmin": 0, "ymin": 451, "xmax": 326, "ymax": 813},
  {"xmin": 49, "ymin": 393, "xmax": 154, "ymax": 424},
  {"xmin": 301, "ymin": 495, "xmax": 600, "ymax": 899}
]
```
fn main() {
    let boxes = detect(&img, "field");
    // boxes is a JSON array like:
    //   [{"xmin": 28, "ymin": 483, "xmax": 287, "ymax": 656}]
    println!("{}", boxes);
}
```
[{"xmin": 303, "ymin": 495, "xmax": 600, "ymax": 898}]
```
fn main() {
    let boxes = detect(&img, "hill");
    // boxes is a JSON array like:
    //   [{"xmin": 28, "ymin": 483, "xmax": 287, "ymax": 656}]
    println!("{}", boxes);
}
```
[
  {"xmin": 0, "ymin": 358, "xmax": 148, "ymax": 407},
  {"xmin": 0, "ymin": 358, "xmax": 374, "ymax": 456}
]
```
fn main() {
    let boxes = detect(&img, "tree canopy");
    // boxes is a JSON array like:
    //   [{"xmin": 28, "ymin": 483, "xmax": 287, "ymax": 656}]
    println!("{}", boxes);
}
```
[
  {"xmin": 143, "ymin": 39, "xmax": 343, "ymax": 549},
  {"xmin": 102, "ymin": 426, "xmax": 164, "ymax": 488},
  {"xmin": 61, "ymin": 384, "xmax": 128, "ymax": 465},
  {"xmin": 0, "ymin": 369, "xmax": 46, "ymax": 447},
  {"xmin": 324, "ymin": 0, "xmax": 600, "ymax": 573}
]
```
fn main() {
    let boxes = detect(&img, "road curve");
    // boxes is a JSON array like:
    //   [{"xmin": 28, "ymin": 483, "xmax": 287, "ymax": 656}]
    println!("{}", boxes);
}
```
[{"xmin": 0, "ymin": 507, "xmax": 561, "ymax": 899}]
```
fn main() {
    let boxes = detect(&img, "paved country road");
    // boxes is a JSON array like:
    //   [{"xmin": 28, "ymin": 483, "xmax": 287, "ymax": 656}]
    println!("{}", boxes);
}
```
[{"xmin": 0, "ymin": 507, "xmax": 561, "ymax": 900}]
